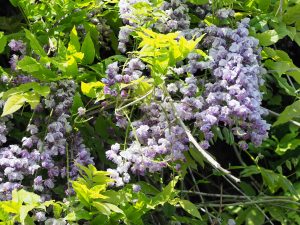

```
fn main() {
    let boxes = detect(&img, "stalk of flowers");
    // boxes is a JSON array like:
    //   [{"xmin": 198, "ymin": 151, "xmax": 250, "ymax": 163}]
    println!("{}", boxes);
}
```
[
  {"xmin": 193, "ymin": 18, "xmax": 270, "ymax": 150},
  {"xmin": 0, "ymin": 80, "xmax": 94, "ymax": 200}
]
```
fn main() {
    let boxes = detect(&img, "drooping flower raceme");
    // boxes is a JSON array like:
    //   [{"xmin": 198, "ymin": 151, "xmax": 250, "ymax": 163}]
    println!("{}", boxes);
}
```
[{"xmin": 194, "ymin": 18, "xmax": 270, "ymax": 149}]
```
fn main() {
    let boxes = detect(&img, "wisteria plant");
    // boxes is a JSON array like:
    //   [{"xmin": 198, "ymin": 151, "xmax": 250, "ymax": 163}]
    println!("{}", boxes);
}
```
[{"xmin": 0, "ymin": 0, "xmax": 300, "ymax": 224}]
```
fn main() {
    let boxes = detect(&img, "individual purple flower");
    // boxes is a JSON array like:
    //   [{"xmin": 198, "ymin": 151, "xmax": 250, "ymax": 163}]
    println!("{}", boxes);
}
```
[
  {"xmin": 132, "ymin": 184, "xmax": 141, "ymax": 192},
  {"xmin": 77, "ymin": 107, "xmax": 86, "ymax": 116},
  {"xmin": 8, "ymin": 39, "xmax": 26, "ymax": 54}
]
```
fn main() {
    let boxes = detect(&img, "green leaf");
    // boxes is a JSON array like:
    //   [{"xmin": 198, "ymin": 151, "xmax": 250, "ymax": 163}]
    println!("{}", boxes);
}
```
[
  {"xmin": 81, "ymin": 32, "xmax": 95, "ymax": 65},
  {"xmin": 68, "ymin": 26, "xmax": 80, "ymax": 53},
  {"xmin": 255, "ymin": 30, "xmax": 280, "ymax": 46},
  {"xmin": 24, "ymin": 29, "xmax": 47, "ymax": 57},
  {"xmin": 95, "ymin": 117, "xmax": 110, "ymax": 139},
  {"xmin": 104, "ymin": 203, "xmax": 124, "ymax": 214},
  {"xmin": 20, "ymin": 205, "xmax": 35, "ymax": 225},
  {"xmin": 274, "ymin": 100, "xmax": 300, "ymax": 126},
  {"xmin": 1, "ymin": 94, "xmax": 26, "ymax": 116},
  {"xmin": 178, "ymin": 200, "xmax": 201, "ymax": 219},
  {"xmin": 91, "ymin": 214, "xmax": 108, "ymax": 225},
  {"xmin": 53, "ymin": 203, "xmax": 63, "ymax": 219},
  {"xmin": 17, "ymin": 56, "xmax": 57, "ymax": 81},
  {"xmin": 23, "ymin": 92, "xmax": 40, "ymax": 109},
  {"xmin": 72, "ymin": 181, "xmax": 90, "ymax": 207},
  {"xmin": 133, "ymin": 80, "xmax": 152, "ymax": 98},
  {"xmin": 2, "ymin": 82, "xmax": 49, "ymax": 100},
  {"xmin": 92, "ymin": 202, "xmax": 111, "ymax": 216},
  {"xmin": 239, "ymin": 182, "xmax": 256, "ymax": 196},
  {"xmin": 81, "ymin": 81, "xmax": 104, "ymax": 98},
  {"xmin": 186, "ymin": 0, "xmax": 209, "ymax": 5},
  {"xmin": 283, "ymin": 4, "xmax": 300, "ymax": 25},
  {"xmin": 0, "ymin": 207, "xmax": 9, "ymax": 221},
  {"xmin": 31, "ymin": 84, "xmax": 50, "ymax": 97},
  {"xmin": 255, "ymin": 0, "xmax": 270, "ymax": 11},
  {"xmin": 151, "ymin": 176, "xmax": 179, "ymax": 207},
  {"xmin": 136, "ymin": 181, "xmax": 160, "ymax": 195},
  {"xmin": 275, "ymin": 75, "xmax": 296, "ymax": 96},
  {"xmin": 0, "ymin": 201, "xmax": 20, "ymax": 214},
  {"xmin": 245, "ymin": 207, "xmax": 265, "ymax": 225},
  {"xmin": 65, "ymin": 209, "xmax": 93, "ymax": 221},
  {"xmin": 71, "ymin": 92, "xmax": 84, "ymax": 115},
  {"xmin": 2, "ymin": 83, "xmax": 34, "ymax": 99},
  {"xmin": 189, "ymin": 147, "xmax": 204, "ymax": 168},
  {"xmin": 64, "ymin": 56, "xmax": 78, "ymax": 76},
  {"xmin": 0, "ymin": 32, "xmax": 7, "ymax": 53},
  {"xmin": 264, "ymin": 60, "xmax": 292, "ymax": 76},
  {"xmin": 12, "ymin": 189, "xmax": 40, "ymax": 204},
  {"xmin": 265, "ymin": 60, "xmax": 300, "ymax": 84},
  {"xmin": 9, "ymin": 0, "xmax": 18, "ymax": 6}
]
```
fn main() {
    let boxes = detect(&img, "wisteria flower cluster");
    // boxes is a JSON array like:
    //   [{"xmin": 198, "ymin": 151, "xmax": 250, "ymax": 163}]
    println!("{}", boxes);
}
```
[
  {"xmin": 105, "ymin": 2, "xmax": 270, "ymax": 185},
  {"xmin": 196, "ymin": 19, "xmax": 270, "ymax": 150},
  {"xmin": 0, "ymin": 79, "xmax": 94, "ymax": 200}
]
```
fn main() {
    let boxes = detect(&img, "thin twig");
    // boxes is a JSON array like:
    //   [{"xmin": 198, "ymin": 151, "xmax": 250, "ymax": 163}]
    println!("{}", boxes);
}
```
[
  {"xmin": 188, "ymin": 168, "xmax": 215, "ymax": 223},
  {"xmin": 115, "ymin": 89, "xmax": 154, "ymax": 112},
  {"xmin": 181, "ymin": 190, "xmax": 295, "ymax": 200},
  {"xmin": 287, "ymin": 75, "xmax": 296, "ymax": 90},
  {"xmin": 232, "ymin": 145, "xmax": 261, "ymax": 191},
  {"xmin": 193, "ymin": 199, "xmax": 300, "ymax": 207},
  {"xmin": 223, "ymin": 176, "xmax": 275, "ymax": 225}
]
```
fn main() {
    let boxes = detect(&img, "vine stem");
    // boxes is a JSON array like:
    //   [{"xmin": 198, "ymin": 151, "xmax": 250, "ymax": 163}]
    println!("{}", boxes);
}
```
[
  {"xmin": 223, "ymin": 176, "xmax": 275, "ymax": 225},
  {"xmin": 168, "ymin": 97, "xmax": 240, "ymax": 183},
  {"xmin": 115, "ymin": 89, "xmax": 154, "ymax": 113},
  {"xmin": 192, "ymin": 199, "xmax": 300, "ymax": 207},
  {"xmin": 181, "ymin": 190, "xmax": 296, "ymax": 200},
  {"xmin": 188, "ymin": 167, "xmax": 215, "ymax": 223}
]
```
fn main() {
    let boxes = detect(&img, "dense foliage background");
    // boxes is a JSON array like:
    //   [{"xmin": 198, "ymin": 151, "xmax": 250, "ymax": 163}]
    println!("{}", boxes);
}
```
[{"xmin": 0, "ymin": 0, "xmax": 300, "ymax": 224}]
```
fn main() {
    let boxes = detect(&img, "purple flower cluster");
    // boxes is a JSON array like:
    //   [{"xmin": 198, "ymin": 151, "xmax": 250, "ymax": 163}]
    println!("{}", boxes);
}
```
[
  {"xmin": 8, "ymin": 39, "xmax": 26, "ymax": 54},
  {"xmin": 118, "ymin": 26, "xmax": 133, "ymax": 53},
  {"xmin": 0, "ymin": 80, "xmax": 94, "ymax": 200},
  {"xmin": 102, "ymin": 58, "xmax": 145, "ymax": 98},
  {"xmin": 194, "ymin": 19, "xmax": 270, "ymax": 149},
  {"xmin": 0, "ymin": 119, "xmax": 9, "ymax": 146},
  {"xmin": 69, "ymin": 132, "xmax": 94, "ymax": 179},
  {"xmin": 215, "ymin": 8, "xmax": 235, "ymax": 19},
  {"xmin": 106, "ymin": 107, "xmax": 189, "ymax": 186},
  {"xmin": 154, "ymin": 0, "xmax": 190, "ymax": 33},
  {"xmin": 107, "ymin": 15, "xmax": 270, "ymax": 185},
  {"xmin": 35, "ymin": 80, "xmax": 94, "ymax": 195},
  {"xmin": 119, "ymin": 0, "xmax": 150, "ymax": 26},
  {"xmin": 0, "ymin": 145, "xmax": 40, "ymax": 200},
  {"xmin": 8, "ymin": 39, "xmax": 26, "ymax": 71},
  {"xmin": 106, "ymin": 75, "xmax": 205, "ymax": 185}
]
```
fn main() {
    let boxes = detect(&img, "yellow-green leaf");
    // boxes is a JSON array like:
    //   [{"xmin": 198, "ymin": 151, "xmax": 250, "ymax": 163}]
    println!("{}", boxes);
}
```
[
  {"xmin": 68, "ymin": 26, "xmax": 80, "ymax": 53},
  {"xmin": 0, "ymin": 32, "xmax": 7, "ymax": 53},
  {"xmin": 2, "ymin": 94, "xmax": 26, "ymax": 117},
  {"xmin": 81, "ymin": 81, "xmax": 104, "ymax": 98}
]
